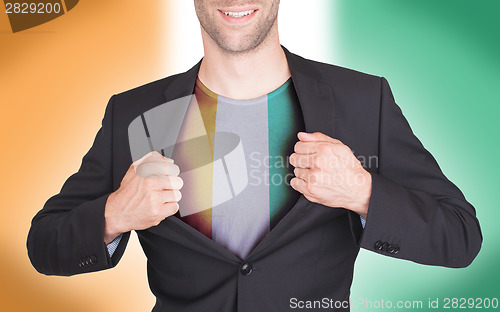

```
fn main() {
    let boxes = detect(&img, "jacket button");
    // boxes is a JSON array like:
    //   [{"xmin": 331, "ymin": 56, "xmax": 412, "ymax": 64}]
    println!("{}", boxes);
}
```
[
  {"xmin": 374, "ymin": 241, "xmax": 383, "ymax": 250},
  {"xmin": 381, "ymin": 242, "xmax": 389, "ymax": 252},
  {"xmin": 393, "ymin": 245, "xmax": 400, "ymax": 254},
  {"xmin": 89, "ymin": 256, "xmax": 97, "ymax": 265},
  {"xmin": 240, "ymin": 263, "xmax": 253, "ymax": 276},
  {"xmin": 387, "ymin": 244, "xmax": 395, "ymax": 254},
  {"xmin": 80, "ymin": 259, "xmax": 87, "ymax": 267}
]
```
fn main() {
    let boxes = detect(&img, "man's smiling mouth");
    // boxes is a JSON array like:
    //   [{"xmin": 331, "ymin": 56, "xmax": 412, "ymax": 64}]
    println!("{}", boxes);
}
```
[{"xmin": 220, "ymin": 10, "xmax": 257, "ymax": 18}]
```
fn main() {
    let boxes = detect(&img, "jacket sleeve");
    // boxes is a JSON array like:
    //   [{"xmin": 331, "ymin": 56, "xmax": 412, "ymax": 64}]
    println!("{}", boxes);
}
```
[
  {"xmin": 354, "ymin": 77, "xmax": 482, "ymax": 268},
  {"xmin": 27, "ymin": 95, "xmax": 130, "ymax": 276}
]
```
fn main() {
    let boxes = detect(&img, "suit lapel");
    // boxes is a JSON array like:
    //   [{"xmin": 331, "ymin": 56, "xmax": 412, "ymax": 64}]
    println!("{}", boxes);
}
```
[
  {"xmin": 284, "ymin": 47, "xmax": 336, "ymax": 137},
  {"xmin": 156, "ymin": 47, "xmax": 337, "ymax": 260},
  {"xmin": 163, "ymin": 60, "xmax": 202, "ymax": 102}
]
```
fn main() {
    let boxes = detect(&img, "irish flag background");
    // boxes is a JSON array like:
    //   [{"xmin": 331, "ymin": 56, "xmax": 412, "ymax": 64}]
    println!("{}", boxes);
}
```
[{"xmin": 1, "ymin": 0, "xmax": 498, "ymax": 311}]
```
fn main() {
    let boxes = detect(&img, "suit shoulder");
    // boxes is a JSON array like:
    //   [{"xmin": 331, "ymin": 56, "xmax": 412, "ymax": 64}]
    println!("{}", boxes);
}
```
[
  {"xmin": 289, "ymin": 53, "xmax": 385, "ymax": 109},
  {"xmin": 294, "ymin": 54, "xmax": 382, "ymax": 87},
  {"xmin": 113, "ymin": 73, "xmax": 183, "ymax": 103},
  {"xmin": 105, "ymin": 70, "xmax": 194, "ymax": 124}
]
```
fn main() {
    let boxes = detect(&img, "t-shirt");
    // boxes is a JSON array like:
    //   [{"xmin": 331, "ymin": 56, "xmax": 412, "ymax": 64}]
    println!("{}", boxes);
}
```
[{"xmin": 174, "ymin": 77, "xmax": 305, "ymax": 259}]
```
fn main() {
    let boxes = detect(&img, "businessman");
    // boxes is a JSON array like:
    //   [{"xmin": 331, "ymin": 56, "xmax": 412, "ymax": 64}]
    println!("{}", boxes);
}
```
[{"xmin": 27, "ymin": 0, "xmax": 482, "ymax": 311}]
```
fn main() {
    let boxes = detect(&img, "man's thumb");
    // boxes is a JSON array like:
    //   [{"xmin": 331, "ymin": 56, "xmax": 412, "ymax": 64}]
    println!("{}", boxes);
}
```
[{"xmin": 297, "ymin": 132, "xmax": 339, "ymax": 143}]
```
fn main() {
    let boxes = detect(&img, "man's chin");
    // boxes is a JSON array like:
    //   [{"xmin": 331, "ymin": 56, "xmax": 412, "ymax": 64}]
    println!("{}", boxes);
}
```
[{"xmin": 216, "ymin": 37, "xmax": 266, "ymax": 55}]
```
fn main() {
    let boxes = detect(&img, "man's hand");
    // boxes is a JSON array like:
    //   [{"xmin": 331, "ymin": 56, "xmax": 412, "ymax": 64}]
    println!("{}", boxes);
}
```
[
  {"xmin": 289, "ymin": 132, "xmax": 372, "ymax": 219},
  {"xmin": 103, "ymin": 151, "xmax": 183, "ymax": 244}
]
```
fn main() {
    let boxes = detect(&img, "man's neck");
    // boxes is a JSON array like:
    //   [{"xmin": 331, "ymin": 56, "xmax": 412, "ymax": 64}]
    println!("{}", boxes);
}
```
[{"xmin": 198, "ymin": 29, "xmax": 291, "ymax": 100}]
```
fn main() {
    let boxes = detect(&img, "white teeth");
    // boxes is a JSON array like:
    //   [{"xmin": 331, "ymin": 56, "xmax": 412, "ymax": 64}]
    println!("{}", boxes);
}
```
[{"xmin": 222, "ymin": 10, "xmax": 255, "ymax": 18}]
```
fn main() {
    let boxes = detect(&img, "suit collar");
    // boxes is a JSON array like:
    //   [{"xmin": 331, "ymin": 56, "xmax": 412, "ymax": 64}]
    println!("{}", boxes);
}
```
[
  {"xmin": 163, "ymin": 46, "xmax": 336, "ymax": 138},
  {"xmin": 283, "ymin": 46, "xmax": 336, "ymax": 137}
]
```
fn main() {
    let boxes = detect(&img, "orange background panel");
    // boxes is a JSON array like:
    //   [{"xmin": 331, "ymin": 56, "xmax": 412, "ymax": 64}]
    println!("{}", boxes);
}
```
[
  {"xmin": 0, "ymin": 1, "xmax": 175, "ymax": 311},
  {"xmin": 65, "ymin": 0, "xmax": 79, "ymax": 11}
]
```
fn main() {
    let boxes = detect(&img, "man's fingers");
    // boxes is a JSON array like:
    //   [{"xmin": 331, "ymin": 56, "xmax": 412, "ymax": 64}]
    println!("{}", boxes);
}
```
[
  {"xmin": 294, "ymin": 141, "xmax": 341, "ymax": 154},
  {"xmin": 290, "ymin": 177, "xmax": 320, "ymax": 203},
  {"xmin": 297, "ymin": 132, "xmax": 342, "ymax": 144},
  {"xmin": 134, "ymin": 151, "xmax": 160, "ymax": 166},
  {"xmin": 158, "ymin": 190, "xmax": 182, "ymax": 203},
  {"xmin": 161, "ymin": 176, "xmax": 184, "ymax": 190},
  {"xmin": 294, "ymin": 141, "xmax": 317, "ymax": 154},
  {"xmin": 165, "ymin": 163, "xmax": 180, "ymax": 176},
  {"xmin": 289, "ymin": 153, "xmax": 315, "ymax": 168},
  {"xmin": 293, "ymin": 167, "xmax": 310, "ymax": 181},
  {"xmin": 290, "ymin": 177, "xmax": 316, "ymax": 197},
  {"xmin": 134, "ymin": 151, "xmax": 174, "ymax": 166},
  {"xmin": 150, "ymin": 175, "xmax": 183, "ymax": 191},
  {"xmin": 162, "ymin": 202, "xmax": 180, "ymax": 216},
  {"xmin": 290, "ymin": 176, "xmax": 306, "ymax": 192},
  {"xmin": 294, "ymin": 167, "xmax": 325, "ymax": 186},
  {"xmin": 136, "ymin": 162, "xmax": 180, "ymax": 178},
  {"xmin": 141, "ymin": 153, "xmax": 174, "ymax": 165}
]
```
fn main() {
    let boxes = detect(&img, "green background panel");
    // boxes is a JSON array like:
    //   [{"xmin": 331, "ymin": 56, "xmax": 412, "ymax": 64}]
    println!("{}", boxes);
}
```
[{"xmin": 325, "ymin": 0, "xmax": 499, "ymax": 310}]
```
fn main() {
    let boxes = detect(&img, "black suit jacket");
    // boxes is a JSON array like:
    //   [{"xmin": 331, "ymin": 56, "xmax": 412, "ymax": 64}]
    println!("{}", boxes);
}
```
[{"xmin": 27, "ymin": 47, "xmax": 482, "ymax": 311}]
